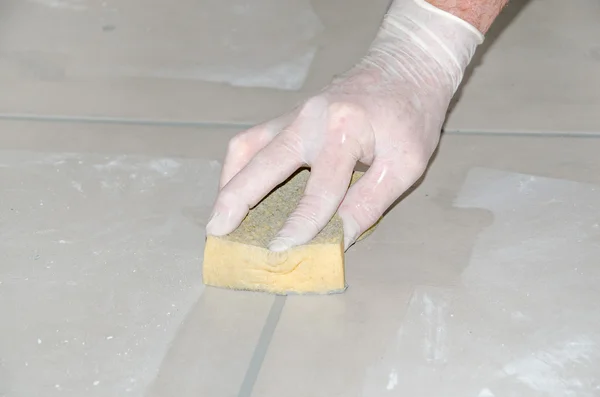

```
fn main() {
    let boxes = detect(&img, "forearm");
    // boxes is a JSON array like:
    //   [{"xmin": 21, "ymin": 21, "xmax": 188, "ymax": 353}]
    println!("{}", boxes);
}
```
[{"xmin": 425, "ymin": 0, "xmax": 508, "ymax": 34}]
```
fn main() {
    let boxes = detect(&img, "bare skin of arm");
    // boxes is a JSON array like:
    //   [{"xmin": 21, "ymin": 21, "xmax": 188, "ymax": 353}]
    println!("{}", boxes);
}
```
[{"xmin": 426, "ymin": 0, "xmax": 509, "ymax": 33}]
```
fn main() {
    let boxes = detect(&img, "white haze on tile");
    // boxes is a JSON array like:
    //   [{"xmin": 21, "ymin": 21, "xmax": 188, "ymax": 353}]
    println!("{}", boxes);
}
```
[
  {"xmin": 187, "ymin": 0, "xmax": 323, "ymax": 90},
  {"xmin": 195, "ymin": 48, "xmax": 318, "ymax": 91},
  {"xmin": 360, "ymin": 168, "xmax": 600, "ymax": 396},
  {"xmin": 28, "ymin": 0, "xmax": 86, "ymax": 10},
  {"xmin": 60, "ymin": 0, "xmax": 323, "ymax": 91},
  {"xmin": 360, "ymin": 287, "xmax": 454, "ymax": 396},
  {"xmin": 0, "ymin": 151, "xmax": 220, "ymax": 396},
  {"xmin": 421, "ymin": 293, "xmax": 449, "ymax": 364}
]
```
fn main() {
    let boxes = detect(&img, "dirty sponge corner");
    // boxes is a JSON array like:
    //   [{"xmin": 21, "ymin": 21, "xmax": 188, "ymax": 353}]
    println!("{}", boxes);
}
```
[{"xmin": 202, "ymin": 168, "xmax": 376, "ymax": 295}]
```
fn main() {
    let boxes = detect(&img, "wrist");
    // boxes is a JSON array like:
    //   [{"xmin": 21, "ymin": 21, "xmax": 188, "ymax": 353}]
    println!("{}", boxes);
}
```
[
  {"xmin": 425, "ymin": 0, "xmax": 509, "ymax": 34},
  {"xmin": 368, "ymin": 0, "xmax": 483, "ymax": 93}
]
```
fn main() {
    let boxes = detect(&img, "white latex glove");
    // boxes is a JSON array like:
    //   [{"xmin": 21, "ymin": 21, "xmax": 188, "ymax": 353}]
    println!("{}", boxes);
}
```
[{"xmin": 206, "ymin": 0, "xmax": 483, "ymax": 251}]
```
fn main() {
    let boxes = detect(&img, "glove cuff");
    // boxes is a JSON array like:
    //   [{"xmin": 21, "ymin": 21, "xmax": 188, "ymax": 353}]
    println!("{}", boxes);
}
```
[
  {"xmin": 414, "ymin": 0, "xmax": 485, "ymax": 44},
  {"xmin": 371, "ymin": 0, "xmax": 484, "ymax": 93}
]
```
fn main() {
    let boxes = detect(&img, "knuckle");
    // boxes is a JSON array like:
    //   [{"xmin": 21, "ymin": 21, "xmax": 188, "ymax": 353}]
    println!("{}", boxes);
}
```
[
  {"xmin": 362, "ymin": 210, "xmax": 382, "ymax": 228},
  {"xmin": 323, "ymin": 101, "xmax": 370, "ymax": 150},
  {"xmin": 287, "ymin": 196, "xmax": 327, "ymax": 232},
  {"xmin": 226, "ymin": 123, "xmax": 278, "ymax": 156},
  {"xmin": 226, "ymin": 133, "xmax": 247, "ymax": 156},
  {"xmin": 275, "ymin": 132, "xmax": 303, "ymax": 157},
  {"xmin": 286, "ymin": 210, "xmax": 321, "ymax": 236},
  {"xmin": 340, "ymin": 200, "xmax": 381, "ymax": 228},
  {"xmin": 327, "ymin": 101, "xmax": 367, "ymax": 131},
  {"xmin": 403, "ymin": 146, "xmax": 431, "ymax": 175},
  {"xmin": 217, "ymin": 189, "xmax": 241, "ymax": 207},
  {"xmin": 328, "ymin": 101, "xmax": 366, "ymax": 118},
  {"xmin": 388, "ymin": 144, "xmax": 431, "ymax": 179}
]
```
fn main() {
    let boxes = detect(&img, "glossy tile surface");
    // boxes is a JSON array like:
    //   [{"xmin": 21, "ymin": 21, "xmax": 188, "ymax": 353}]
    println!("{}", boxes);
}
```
[
  {"xmin": 1, "ymin": 0, "xmax": 599, "ymax": 135},
  {"xmin": 256, "ymin": 166, "xmax": 600, "ymax": 396},
  {"xmin": 1, "ymin": 121, "xmax": 600, "ymax": 396},
  {"xmin": 0, "ymin": 0, "xmax": 388, "ymax": 123},
  {"xmin": 0, "ymin": 139, "xmax": 274, "ymax": 396},
  {"xmin": 445, "ymin": 0, "xmax": 600, "ymax": 134},
  {"xmin": 3, "ymin": 0, "xmax": 600, "ymax": 394},
  {"xmin": 251, "ymin": 134, "xmax": 600, "ymax": 396}
]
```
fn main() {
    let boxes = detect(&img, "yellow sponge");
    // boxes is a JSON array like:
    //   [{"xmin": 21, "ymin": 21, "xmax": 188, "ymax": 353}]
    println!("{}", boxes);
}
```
[{"xmin": 202, "ymin": 168, "xmax": 377, "ymax": 295}]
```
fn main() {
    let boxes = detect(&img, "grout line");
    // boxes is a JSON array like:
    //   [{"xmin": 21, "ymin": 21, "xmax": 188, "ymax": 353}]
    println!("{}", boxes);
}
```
[
  {"xmin": 0, "ymin": 113, "xmax": 254, "ymax": 130},
  {"xmin": 1, "ymin": 113, "xmax": 600, "ymax": 138},
  {"xmin": 237, "ymin": 295, "xmax": 286, "ymax": 397},
  {"xmin": 443, "ymin": 130, "xmax": 600, "ymax": 139}
]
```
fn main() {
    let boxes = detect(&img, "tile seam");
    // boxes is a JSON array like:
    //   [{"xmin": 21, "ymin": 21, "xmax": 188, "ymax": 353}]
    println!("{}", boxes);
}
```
[
  {"xmin": 237, "ymin": 295, "xmax": 286, "ymax": 397},
  {"xmin": 2, "ymin": 113, "xmax": 600, "ymax": 138}
]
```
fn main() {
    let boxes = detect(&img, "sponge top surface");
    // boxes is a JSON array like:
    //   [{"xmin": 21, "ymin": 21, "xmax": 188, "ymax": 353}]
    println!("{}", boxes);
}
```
[{"xmin": 223, "ymin": 168, "xmax": 352, "ymax": 248}]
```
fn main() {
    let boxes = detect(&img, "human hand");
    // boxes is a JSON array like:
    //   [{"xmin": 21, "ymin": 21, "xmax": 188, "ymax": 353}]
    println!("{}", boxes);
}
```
[{"xmin": 206, "ymin": 0, "xmax": 483, "ymax": 252}]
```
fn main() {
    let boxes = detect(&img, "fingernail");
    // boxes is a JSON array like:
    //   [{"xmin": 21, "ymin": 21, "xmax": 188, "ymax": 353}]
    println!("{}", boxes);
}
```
[
  {"xmin": 342, "ymin": 215, "xmax": 361, "ymax": 251},
  {"xmin": 344, "ymin": 234, "xmax": 358, "ymax": 251},
  {"xmin": 205, "ymin": 211, "xmax": 221, "ymax": 235},
  {"xmin": 265, "ymin": 249, "xmax": 289, "ymax": 268},
  {"xmin": 268, "ymin": 237, "xmax": 295, "ymax": 253}
]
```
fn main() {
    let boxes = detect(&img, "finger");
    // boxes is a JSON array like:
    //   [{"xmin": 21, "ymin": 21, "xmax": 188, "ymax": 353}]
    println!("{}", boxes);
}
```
[
  {"xmin": 206, "ymin": 127, "xmax": 306, "ymax": 237},
  {"xmin": 268, "ymin": 152, "xmax": 358, "ymax": 252},
  {"xmin": 269, "ymin": 102, "xmax": 368, "ymax": 252},
  {"xmin": 219, "ymin": 114, "xmax": 292, "ymax": 189},
  {"xmin": 338, "ymin": 155, "xmax": 424, "ymax": 250}
]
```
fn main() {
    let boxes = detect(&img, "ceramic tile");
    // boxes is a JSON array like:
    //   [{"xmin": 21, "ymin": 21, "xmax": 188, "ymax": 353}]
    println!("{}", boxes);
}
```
[
  {"xmin": 1, "ymin": 0, "xmax": 598, "ymax": 135},
  {"xmin": 0, "ymin": 119, "xmax": 238, "ymax": 158},
  {"xmin": 0, "ymin": 0, "xmax": 388, "ymax": 123},
  {"xmin": 2, "ymin": 120, "xmax": 600, "ymax": 396},
  {"xmin": 0, "ymin": 124, "xmax": 272, "ymax": 397},
  {"xmin": 252, "ymin": 133, "xmax": 600, "ymax": 396},
  {"xmin": 445, "ymin": 0, "xmax": 600, "ymax": 134}
]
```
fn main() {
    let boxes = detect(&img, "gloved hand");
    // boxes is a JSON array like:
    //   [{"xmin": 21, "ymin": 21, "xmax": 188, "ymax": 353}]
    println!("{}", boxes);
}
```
[{"xmin": 206, "ymin": 0, "xmax": 483, "ymax": 252}]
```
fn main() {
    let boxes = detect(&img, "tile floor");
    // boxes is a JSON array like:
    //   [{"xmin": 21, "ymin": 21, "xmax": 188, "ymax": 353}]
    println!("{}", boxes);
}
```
[
  {"xmin": 1, "ymin": 0, "xmax": 600, "ymax": 396},
  {"xmin": 0, "ymin": 0, "xmax": 599, "ymax": 133},
  {"xmin": 2, "ymin": 124, "xmax": 600, "ymax": 396}
]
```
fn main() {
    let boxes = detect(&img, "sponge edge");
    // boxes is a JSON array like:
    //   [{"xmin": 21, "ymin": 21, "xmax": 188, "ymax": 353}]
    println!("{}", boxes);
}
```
[
  {"xmin": 203, "ymin": 237, "xmax": 347, "ymax": 295},
  {"xmin": 202, "ymin": 168, "xmax": 377, "ymax": 295}
]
